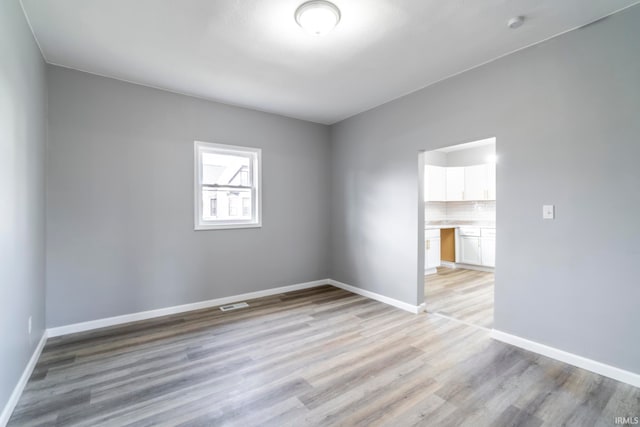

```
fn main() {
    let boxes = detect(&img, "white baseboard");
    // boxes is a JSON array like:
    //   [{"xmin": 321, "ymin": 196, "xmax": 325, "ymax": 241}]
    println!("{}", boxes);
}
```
[
  {"xmin": 47, "ymin": 279, "xmax": 329, "ymax": 337},
  {"xmin": 1, "ymin": 332, "xmax": 47, "ymax": 427},
  {"xmin": 455, "ymin": 263, "xmax": 494, "ymax": 273},
  {"xmin": 424, "ymin": 267, "xmax": 437, "ymax": 276},
  {"xmin": 47, "ymin": 277, "xmax": 429, "ymax": 338},
  {"xmin": 491, "ymin": 329, "xmax": 640, "ymax": 388},
  {"xmin": 329, "ymin": 279, "xmax": 426, "ymax": 314},
  {"xmin": 433, "ymin": 261, "xmax": 494, "ymax": 272}
]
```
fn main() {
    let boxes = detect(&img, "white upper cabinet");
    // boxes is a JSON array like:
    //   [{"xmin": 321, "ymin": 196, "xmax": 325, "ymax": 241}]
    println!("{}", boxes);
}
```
[
  {"xmin": 463, "ymin": 163, "xmax": 496, "ymax": 201},
  {"xmin": 446, "ymin": 167, "xmax": 465, "ymax": 201},
  {"xmin": 487, "ymin": 162, "xmax": 496, "ymax": 200},
  {"xmin": 464, "ymin": 164, "xmax": 487, "ymax": 201},
  {"xmin": 425, "ymin": 163, "xmax": 495, "ymax": 202},
  {"xmin": 425, "ymin": 165, "xmax": 446, "ymax": 202}
]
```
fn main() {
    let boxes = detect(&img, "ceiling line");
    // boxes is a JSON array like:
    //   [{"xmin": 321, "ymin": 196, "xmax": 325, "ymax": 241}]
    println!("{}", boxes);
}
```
[
  {"xmin": 24, "ymin": 0, "xmax": 640, "ymax": 126},
  {"xmin": 45, "ymin": 60, "xmax": 330, "ymax": 125},
  {"xmin": 19, "ymin": 0, "xmax": 48, "ymax": 62},
  {"xmin": 337, "ymin": 0, "xmax": 640, "ymax": 124}
]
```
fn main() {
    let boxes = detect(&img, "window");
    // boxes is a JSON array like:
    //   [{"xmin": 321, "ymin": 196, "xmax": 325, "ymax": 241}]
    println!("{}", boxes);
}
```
[
  {"xmin": 242, "ymin": 197, "xmax": 251, "ymax": 217},
  {"xmin": 210, "ymin": 198, "xmax": 217, "ymax": 217},
  {"xmin": 228, "ymin": 196, "xmax": 240, "ymax": 217},
  {"xmin": 194, "ymin": 141, "xmax": 261, "ymax": 230}
]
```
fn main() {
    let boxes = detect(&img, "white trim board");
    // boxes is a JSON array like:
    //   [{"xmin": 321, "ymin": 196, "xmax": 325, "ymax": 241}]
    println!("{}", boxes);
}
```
[
  {"xmin": 49, "ymin": 279, "xmax": 428, "ymax": 338},
  {"xmin": 47, "ymin": 279, "xmax": 328, "ymax": 337},
  {"xmin": 436, "ymin": 262, "xmax": 495, "ymax": 273},
  {"xmin": 491, "ymin": 329, "xmax": 640, "ymax": 389},
  {"xmin": 453, "ymin": 263, "xmax": 494, "ymax": 273},
  {"xmin": 1, "ymin": 332, "xmax": 47, "ymax": 427},
  {"xmin": 329, "ymin": 279, "xmax": 426, "ymax": 314},
  {"xmin": 424, "ymin": 267, "xmax": 437, "ymax": 276}
]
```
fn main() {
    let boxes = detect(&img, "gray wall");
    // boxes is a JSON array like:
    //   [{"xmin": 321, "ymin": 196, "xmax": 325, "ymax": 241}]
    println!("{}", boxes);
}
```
[
  {"xmin": 0, "ymin": 0, "xmax": 47, "ymax": 415},
  {"xmin": 330, "ymin": 5, "xmax": 640, "ymax": 374},
  {"xmin": 46, "ymin": 66, "xmax": 331, "ymax": 327}
]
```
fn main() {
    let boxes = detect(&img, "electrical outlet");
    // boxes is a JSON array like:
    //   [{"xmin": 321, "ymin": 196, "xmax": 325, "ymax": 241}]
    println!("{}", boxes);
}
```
[
  {"xmin": 543, "ymin": 205, "xmax": 555, "ymax": 220},
  {"xmin": 28, "ymin": 316, "xmax": 32, "ymax": 335}
]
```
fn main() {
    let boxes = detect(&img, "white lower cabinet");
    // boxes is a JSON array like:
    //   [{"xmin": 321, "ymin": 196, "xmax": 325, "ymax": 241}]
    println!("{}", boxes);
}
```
[
  {"xmin": 481, "ymin": 238, "xmax": 496, "ymax": 267},
  {"xmin": 458, "ymin": 227, "xmax": 495, "ymax": 267},
  {"xmin": 460, "ymin": 236, "xmax": 482, "ymax": 265},
  {"xmin": 425, "ymin": 229, "xmax": 441, "ymax": 274}
]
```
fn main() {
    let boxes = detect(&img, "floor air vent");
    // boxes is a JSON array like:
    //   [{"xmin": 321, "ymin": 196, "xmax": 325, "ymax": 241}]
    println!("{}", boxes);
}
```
[{"xmin": 219, "ymin": 302, "xmax": 249, "ymax": 312}]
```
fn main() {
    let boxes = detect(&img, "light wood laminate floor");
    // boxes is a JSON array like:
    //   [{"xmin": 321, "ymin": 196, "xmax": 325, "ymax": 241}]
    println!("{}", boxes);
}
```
[
  {"xmin": 425, "ymin": 267, "xmax": 494, "ymax": 329},
  {"xmin": 9, "ymin": 285, "xmax": 638, "ymax": 426}
]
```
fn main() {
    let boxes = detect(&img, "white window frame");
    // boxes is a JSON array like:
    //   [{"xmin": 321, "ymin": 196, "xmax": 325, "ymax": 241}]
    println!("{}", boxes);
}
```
[{"xmin": 194, "ymin": 141, "xmax": 262, "ymax": 230}]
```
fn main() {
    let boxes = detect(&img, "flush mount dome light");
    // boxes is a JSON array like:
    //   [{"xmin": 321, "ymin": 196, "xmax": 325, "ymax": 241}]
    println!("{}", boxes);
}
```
[
  {"xmin": 295, "ymin": 0, "xmax": 341, "ymax": 36},
  {"xmin": 507, "ymin": 16, "xmax": 525, "ymax": 29}
]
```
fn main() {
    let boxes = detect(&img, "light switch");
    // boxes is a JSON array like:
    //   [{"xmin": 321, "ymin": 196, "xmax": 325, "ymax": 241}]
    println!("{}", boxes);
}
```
[{"xmin": 543, "ymin": 205, "xmax": 555, "ymax": 219}]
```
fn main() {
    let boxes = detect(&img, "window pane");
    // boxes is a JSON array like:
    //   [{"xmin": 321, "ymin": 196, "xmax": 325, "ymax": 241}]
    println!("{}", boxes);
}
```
[
  {"xmin": 242, "ymin": 197, "xmax": 251, "ymax": 217},
  {"xmin": 195, "ymin": 141, "xmax": 260, "ymax": 230},
  {"xmin": 202, "ymin": 189, "xmax": 252, "ymax": 220},
  {"xmin": 202, "ymin": 152, "xmax": 251, "ymax": 186},
  {"xmin": 210, "ymin": 198, "xmax": 218, "ymax": 217}
]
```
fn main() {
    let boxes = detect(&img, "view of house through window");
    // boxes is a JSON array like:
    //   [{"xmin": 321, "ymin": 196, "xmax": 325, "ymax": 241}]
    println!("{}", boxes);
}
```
[{"xmin": 195, "ymin": 142, "xmax": 261, "ymax": 230}]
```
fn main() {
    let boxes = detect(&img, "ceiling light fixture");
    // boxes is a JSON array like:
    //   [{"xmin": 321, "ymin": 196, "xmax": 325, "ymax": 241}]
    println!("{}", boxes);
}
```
[
  {"xmin": 507, "ymin": 16, "xmax": 525, "ymax": 29},
  {"xmin": 295, "ymin": 0, "xmax": 341, "ymax": 36}
]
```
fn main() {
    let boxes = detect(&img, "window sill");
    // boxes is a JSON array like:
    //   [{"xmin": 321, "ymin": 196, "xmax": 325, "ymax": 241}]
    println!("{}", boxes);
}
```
[{"xmin": 194, "ymin": 222, "xmax": 262, "ymax": 231}]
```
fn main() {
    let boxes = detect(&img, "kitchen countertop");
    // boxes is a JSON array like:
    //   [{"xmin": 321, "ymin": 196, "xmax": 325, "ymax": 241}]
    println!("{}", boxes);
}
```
[{"xmin": 426, "ymin": 221, "xmax": 495, "ymax": 229}]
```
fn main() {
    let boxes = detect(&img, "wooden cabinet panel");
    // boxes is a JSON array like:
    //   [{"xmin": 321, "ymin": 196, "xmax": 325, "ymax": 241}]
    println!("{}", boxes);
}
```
[{"xmin": 440, "ymin": 228, "xmax": 455, "ymax": 262}]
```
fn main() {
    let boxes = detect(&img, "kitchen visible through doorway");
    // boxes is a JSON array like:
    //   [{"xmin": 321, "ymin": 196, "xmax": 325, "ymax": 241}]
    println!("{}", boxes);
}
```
[{"xmin": 422, "ymin": 137, "xmax": 496, "ymax": 329}]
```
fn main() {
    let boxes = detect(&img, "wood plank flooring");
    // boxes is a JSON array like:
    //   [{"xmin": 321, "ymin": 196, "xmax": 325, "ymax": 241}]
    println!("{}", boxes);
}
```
[
  {"xmin": 425, "ymin": 267, "xmax": 494, "ymax": 329},
  {"xmin": 9, "ymin": 285, "xmax": 638, "ymax": 426}
]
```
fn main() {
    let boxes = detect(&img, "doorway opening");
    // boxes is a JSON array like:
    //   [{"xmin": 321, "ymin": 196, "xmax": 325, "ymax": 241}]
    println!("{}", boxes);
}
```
[{"xmin": 421, "ymin": 137, "xmax": 496, "ymax": 329}]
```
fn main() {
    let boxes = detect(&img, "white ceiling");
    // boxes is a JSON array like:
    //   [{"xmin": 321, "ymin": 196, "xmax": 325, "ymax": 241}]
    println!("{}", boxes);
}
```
[{"xmin": 21, "ymin": 0, "xmax": 640, "ymax": 124}]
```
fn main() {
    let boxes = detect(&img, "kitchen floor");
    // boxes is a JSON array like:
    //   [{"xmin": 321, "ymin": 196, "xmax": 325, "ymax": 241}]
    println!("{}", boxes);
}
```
[{"xmin": 425, "ymin": 267, "xmax": 494, "ymax": 329}]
